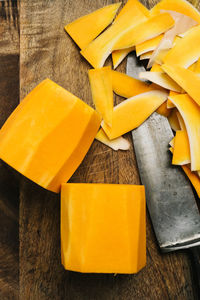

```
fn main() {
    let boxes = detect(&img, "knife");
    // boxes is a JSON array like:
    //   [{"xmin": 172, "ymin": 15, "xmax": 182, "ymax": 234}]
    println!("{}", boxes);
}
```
[{"xmin": 126, "ymin": 52, "xmax": 200, "ymax": 292}]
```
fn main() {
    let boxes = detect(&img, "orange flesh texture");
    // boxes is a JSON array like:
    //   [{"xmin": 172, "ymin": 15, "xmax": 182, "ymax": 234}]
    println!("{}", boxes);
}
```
[
  {"xmin": 113, "ymin": 13, "xmax": 175, "ymax": 50},
  {"xmin": 0, "ymin": 79, "xmax": 101, "ymax": 193},
  {"xmin": 64, "ymin": 3, "xmax": 121, "ymax": 49},
  {"xmin": 162, "ymin": 63, "xmax": 200, "ymax": 106},
  {"xmin": 169, "ymin": 93, "xmax": 200, "ymax": 171},
  {"xmin": 61, "ymin": 183, "xmax": 146, "ymax": 273},
  {"xmin": 88, "ymin": 67, "xmax": 113, "ymax": 127},
  {"xmin": 102, "ymin": 90, "xmax": 168, "ymax": 139},
  {"xmin": 172, "ymin": 130, "xmax": 190, "ymax": 165},
  {"xmin": 80, "ymin": 0, "xmax": 148, "ymax": 68}
]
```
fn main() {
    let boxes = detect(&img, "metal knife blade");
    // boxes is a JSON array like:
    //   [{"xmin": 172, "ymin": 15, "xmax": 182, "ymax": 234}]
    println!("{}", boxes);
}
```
[{"xmin": 127, "ymin": 52, "xmax": 200, "ymax": 252}]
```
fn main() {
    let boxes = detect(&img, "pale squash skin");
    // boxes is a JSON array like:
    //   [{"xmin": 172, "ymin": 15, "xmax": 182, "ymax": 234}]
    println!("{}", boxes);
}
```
[
  {"xmin": 61, "ymin": 183, "xmax": 146, "ymax": 274},
  {"xmin": 0, "ymin": 79, "xmax": 101, "ymax": 193}
]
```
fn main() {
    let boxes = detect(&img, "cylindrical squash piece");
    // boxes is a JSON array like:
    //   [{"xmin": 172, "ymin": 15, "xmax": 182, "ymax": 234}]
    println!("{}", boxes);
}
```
[
  {"xmin": 0, "ymin": 79, "xmax": 101, "ymax": 193},
  {"xmin": 61, "ymin": 183, "xmax": 146, "ymax": 274}
]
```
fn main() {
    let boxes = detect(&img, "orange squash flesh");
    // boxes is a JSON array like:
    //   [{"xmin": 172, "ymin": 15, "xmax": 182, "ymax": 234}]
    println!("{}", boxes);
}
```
[
  {"xmin": 163, "ymin": 26, "xmax": 200, "ymax": 68},
  {"xmin": 151, "ymin": 0, "xmax": 200, "ymax": 23},
  {"xmin": 81, "ymin": 0, "xmax": 148, "ymax": 68},
  {"xmin": 102, "ymin": 90, "xmax": 168, "ymax": 139},
  {"xmin": 114, "ymin": 13, "xmax": 175, "ymax": 50},
  {"xmin": 162, "ymin": 64, "xmax": 200, "ymax": 106},
  {"xmin": 167, "ymin": 108, "xmax": 180, "ymax": 131},
  {"xmin": 0, "ymin": 79, "xmax": 101, "ymax": 193},
  {"xmin": 172, "ymin": 130, "xmax": 190, "ymax": 165},
  {"xmin": 61, "ymin": 183, "xmax": 146, "ymax": 273},
  {"xmin": 111, "ymin": 70, "xmax": 154, "ymax": 98},
  {"xmin": 88, "ymin": 67, "xmax": 113, "ymax": 127},
  {"xmin": 136, "ymin": 35, "xmax": 164, "ymax": 57},
  {"xmin": 112, "ymin": 47, "xmax": 135, "ymax": 69},
  {"xmin": 64, "ymin": 3, "xmax": 121, "ymax": 49},
  {"xmin": 156, "ymin": 101, "xmax": 171, "ymax": 117},
  {"xmin": 169, "ymin": 93, "xmax": 200, "ymax": 171}
]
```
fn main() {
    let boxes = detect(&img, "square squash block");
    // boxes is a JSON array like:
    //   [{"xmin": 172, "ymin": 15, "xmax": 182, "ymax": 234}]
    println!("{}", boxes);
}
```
[
  {"xmin": 0, "ymin": 79, "xmax": 101, "ymax": 193},
  {"xmin": 61, "ymin": 183, "xmax": 146, "ymax": 274}
]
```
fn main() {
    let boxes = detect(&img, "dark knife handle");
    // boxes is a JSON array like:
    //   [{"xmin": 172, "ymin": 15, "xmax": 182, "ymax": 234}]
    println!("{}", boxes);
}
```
[{"xmin": 189, "ymin": 247, "xmax": 200, "ymax": 299}]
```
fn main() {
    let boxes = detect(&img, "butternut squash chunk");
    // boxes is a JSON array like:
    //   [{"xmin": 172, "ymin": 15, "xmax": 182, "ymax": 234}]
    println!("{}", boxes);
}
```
[
  {"xmin": 88, "ymin": 67, "xmax": 113, "ymax": 127},
  {"xmin": 172, "ymin": 130, "xmax": 190, "ymax": 165},
  {"xmin": 169, "ymin": 93, "xmax": 200, "ymax": 171},
  {"xmin": 81, "ymin": 0, "xmax": 148, "ymax": 68},
  {"xmin": 139, "ymin": 71, "xmax": 182, "ymax": 92},
  {"xmin": 162, "ymin": 64, "xmax": 200, "ymax": 106},
  {"xmin": 112, "ymin": 47, "xmax": 135, "ymax": 69},
  {"xmin": 163, "ymin": 25, "xmax": 200, "ymax": 68},
  {"xmin": 102, "ymin": 90, "xmax": 168, "ymax": 139},
  {"xmin": 167, "ymin": 108, "xmax": 180, "ymax": 131},
  {"xmin": 114, "ymin": 13, "xmax": 175, "ymax": 50},
  {"xmin": 167, "ymin": 90, "xmax": 179, "ymax": 108},
  {"xmin": 194, "ymin": 57, "xmax": 200, "ymax": 74},
  {"xmin": 0, "ymin": 79, "xmax": 101, "ymax": 193},
  {"xmin": 111, "ymin": 70, "xmax": 154, "ymax": 98},
  {"xmin": 95, "ymin": 128, "xmax": 130, "ymax": 151},
  {"xmin": 136, "ymin": 35, "xmax": 163, "ymax": 57},
  {"xmin": 64, "ymin": 3, "xmax": 121, "ymax": 49},
  {"xmin": 182, "ymin": 165, "xmax": 200, "ymax": 197},
  {"xmin": 151, "ymin": 0, "xmax": 200, "ymax": 23},
  {"xmin": 61, "ymin": 183, "xmax": 146, "ymax": 273}
]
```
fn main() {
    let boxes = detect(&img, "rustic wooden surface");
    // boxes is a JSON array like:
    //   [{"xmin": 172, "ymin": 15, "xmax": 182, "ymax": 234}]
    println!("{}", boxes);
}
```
[
  {"xmin": 0, "ymin": 1, "xmax": 19, "ymax": 299},
  {"xmin": 0, "ymin": 0, "xmax": 198, "ymax": 299}
]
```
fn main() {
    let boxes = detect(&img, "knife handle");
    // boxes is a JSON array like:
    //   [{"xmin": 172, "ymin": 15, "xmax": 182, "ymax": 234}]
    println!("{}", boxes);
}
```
[{"xmin": 189, "ymin": 246, "xmax": 200, "ymax": 299}]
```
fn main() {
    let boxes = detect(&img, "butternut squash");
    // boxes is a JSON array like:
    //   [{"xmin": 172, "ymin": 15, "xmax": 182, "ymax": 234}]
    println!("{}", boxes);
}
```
[
  {"xmin": 102, "ymin": 90, "xmax": 168, "ymax": 139},
  {"xmin": 151, "ymin": 0, "xmax": 200, "ymax": 23},
  {"xmin": 61, "ymin": 183, "xmax": 146, "ymax": 273},
  {"xmin": 95, "ymin": 128, "xmax": 130, "ymax": 151},
  {"xmin": 112, "ymin": 47, "xmax": 135, "ymax": 69},
  {"xmin": 156, "ymin": 101, "xmax": 171, "ymax": 117},
  {"xmin": 167, "ymin": 108, "xmax": 180, "ymax": 131},
  {"xmin": 167, "ymin": 90, "xmax": 179, "ymax": 108},
  {"xmin": 114, "ymin": 13, "xmax": 175, "ymax": 50},
  {"xmin": 162, "ymin": 64, "xmax": 200, "ymax": 106},
  {"xmin": 136, "ymin": 35, "xmax": 163, "ymax": 57},
  {"xmin": 182, "ymin": 165, "xmax": 200, "ymax": 197},
  {"xmin": 81, "ymin": 0, "xmax": 148, "ymax": 68},
  {"xmin": 151, "ymin": 63, "xmax": 163, "ymax": 72},
  {"xmin": 163, "ymin": 25, "xmax": 200, "ymax": 68},
  {"xmin": 169, "ymin": 93, "xmax": 200, "ymax": 171},
  {"xmin": 111, "ymin": 70, "xmax": 154, "ymax": 98},
  {"xmin": 88, "ymin": 67, "xmax": 113, "ymax": 127},
  {"xmin": 172, "ymin": 130, "xmax": 190, "ymax": 165},
  {"xmin": 0, "ymin": 79, "xmax": 101, "ymax": 193},
  {"xmin": 176, "ymin": 111, "xmax": 186, "ymax": 130},
  {"xmin": 139, "ymin": 71, "xmax": 182, "ymax": 92},
  {"xmin": 140, "ymin": 51, "xmax": 153, "ymax": 60},
  {"xmin": 194, "ymin": 57, "xmax": 200, "ymax": 74},
  {"xmin": 64, "ymin": 3, "xmax": 121, "ymax": 49},
  {"xmin": 148, "ymin": 10, "xmax": 197, "ymax": 68}
]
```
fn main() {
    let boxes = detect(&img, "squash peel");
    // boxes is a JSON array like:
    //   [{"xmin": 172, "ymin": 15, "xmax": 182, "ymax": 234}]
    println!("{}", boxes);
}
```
[
  {"xmin": 169, "ymin": 93, "xmax": 200, "ymax": 171},
  {"xmin": 102, "ymin": 90, "xmax": 168, "ymax": 139},
  {"xmin": 172, "ymin": 130, "xmax": 190, "ymax": 165},
  {"xmin": 95, "ymin": 128, "xmax": 130, "ymax": 151},
  {"xmin": 88, "ymin": 67, "xmax": 113, "ymax": 127},
  {"xmin": 162, "ymin": 63, "xmax": 200, "ymax": 106},
  {"xmin": 65, "ymin": 3, "xmax": 121, "ymax": 49}
]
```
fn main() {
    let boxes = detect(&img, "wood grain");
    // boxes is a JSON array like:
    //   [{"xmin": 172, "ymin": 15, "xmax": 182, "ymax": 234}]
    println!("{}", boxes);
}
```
[
  {"xmin": 18, "ymin": 0, "xmax": 197, "ymax": 299},
  {"xmin": 0, "ymin": 1, "xmax": 19, "ymax": 299}
]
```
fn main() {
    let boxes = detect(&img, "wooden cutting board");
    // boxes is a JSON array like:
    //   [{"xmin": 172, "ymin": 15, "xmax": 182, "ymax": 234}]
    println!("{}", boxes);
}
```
[{"xmin": 0, "ymin": 0, "xmax": 198, "ymax": 299}]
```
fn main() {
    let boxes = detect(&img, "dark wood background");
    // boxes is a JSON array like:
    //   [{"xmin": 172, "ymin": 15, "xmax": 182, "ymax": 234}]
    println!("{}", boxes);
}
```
[{"xmin": 0, "ymin": 0, "xmax": 199, "ymax": 299}]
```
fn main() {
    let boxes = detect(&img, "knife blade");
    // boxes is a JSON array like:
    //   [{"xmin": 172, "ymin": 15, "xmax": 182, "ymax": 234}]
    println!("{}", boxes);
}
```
[{"xmin": 127, "ymin": 52, "xmax": 200, "ymax": 252}]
